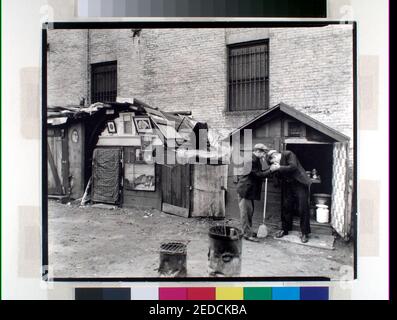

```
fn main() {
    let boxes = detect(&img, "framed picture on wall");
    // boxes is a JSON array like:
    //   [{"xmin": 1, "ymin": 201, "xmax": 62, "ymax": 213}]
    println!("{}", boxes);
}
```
[
  {"xmin": 124, "ymin": 163, "xmax": 155, "ymax": 191},
  {"xmin": 134, "ymin": 116, "xmax": 152, "ymax": 133},
  {"xmin": 107, "ymin": 120, "xmax": 117, "ymax": 134}
]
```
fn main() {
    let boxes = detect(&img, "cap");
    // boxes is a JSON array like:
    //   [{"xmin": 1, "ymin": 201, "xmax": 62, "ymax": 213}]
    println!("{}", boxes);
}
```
[
  {"xmin": 253, "ymin": 143, "xmax": 269, "ymax": 152},
  {"xmin": 267, "ymin": 150, "xmax": 277, "ymax": 157},
  {"xmin": 266, "ymin": 149, "xmax": 278, "ymax": 161}
]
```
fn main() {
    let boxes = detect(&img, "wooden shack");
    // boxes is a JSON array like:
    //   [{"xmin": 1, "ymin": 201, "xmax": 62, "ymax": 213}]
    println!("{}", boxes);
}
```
[
  {"xmin": 47, "ymin": 100, "xmax": 228, "ymax": 218},
  {"xmin": 225, "ymin": 102, "xmax": 352, "ymax": 239}
]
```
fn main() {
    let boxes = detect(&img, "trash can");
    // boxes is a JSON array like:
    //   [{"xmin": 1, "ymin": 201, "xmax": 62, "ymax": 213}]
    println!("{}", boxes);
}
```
[{"xmin": 208, "ymin": 226, "xmax": 243, "ymax": 277}]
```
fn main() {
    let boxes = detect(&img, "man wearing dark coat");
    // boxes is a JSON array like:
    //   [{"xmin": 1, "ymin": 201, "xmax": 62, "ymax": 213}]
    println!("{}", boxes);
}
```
[
  {"xmin": 236, "ymin": 143, "xmax": 271, "ymax": 242},
  {"xmin": 267, "ymin": 149, "xmax": 312, "ymax": 243}
]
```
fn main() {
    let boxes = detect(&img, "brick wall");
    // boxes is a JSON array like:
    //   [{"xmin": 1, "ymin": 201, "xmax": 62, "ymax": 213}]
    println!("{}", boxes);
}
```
[
  {"xmin": 47, "ymin": 25, "xmax": 354, "ymax": 143},
  {"xmin": 47, "ymin": 29, "xmax": 88, "ymax": 107},
  {"xmin": 269, "ymin": 25, "xmax": 354, "ymax": 142}
]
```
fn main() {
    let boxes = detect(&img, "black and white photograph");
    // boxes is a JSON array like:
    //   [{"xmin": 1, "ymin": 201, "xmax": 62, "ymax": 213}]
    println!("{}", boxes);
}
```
[
  {"xmin": 45, "ymin": 23, "xmax": 356, "ymax": 280},
  {"xmin": 107, "ymin": 120, "xmax": 117, "ymax": 133},
  {"xmin": 134, "ymin": 116, "xmax": 153, "ymax": 133}
]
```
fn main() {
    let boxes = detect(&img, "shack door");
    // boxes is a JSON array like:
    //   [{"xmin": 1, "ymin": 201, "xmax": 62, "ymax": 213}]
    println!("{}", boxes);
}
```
[
  {"xmin": 331, "ymin": 142, "xmax": 350, "ymax": 238},
  {"xmin": 91, "ymin": 148, "xmax": 122, "ymax": 204},
  {"xmin": 161, "ymin": 164, "xmax": 191, "ymax": 217},
  {"xmin": 47, "ymin": 128, "xmax": 69, "ymax": 195}
]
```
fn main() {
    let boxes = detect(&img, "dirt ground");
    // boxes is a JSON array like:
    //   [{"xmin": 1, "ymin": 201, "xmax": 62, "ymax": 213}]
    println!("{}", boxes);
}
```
[{"xmin": 48, "ymin": 200, "xmax": 354, "ymax": 279}]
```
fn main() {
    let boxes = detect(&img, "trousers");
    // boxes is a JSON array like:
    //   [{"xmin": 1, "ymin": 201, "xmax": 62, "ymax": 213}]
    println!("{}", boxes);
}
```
[
  {"xmin": 238, "ymin": 195, "xmax": 255, "ymax": 237},
  {"xmin": 282, "ymin": 181, "xmax": 311, "ymax": 235}
]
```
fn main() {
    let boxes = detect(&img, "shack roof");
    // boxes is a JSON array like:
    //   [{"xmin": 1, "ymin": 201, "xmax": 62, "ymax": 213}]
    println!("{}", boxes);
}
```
[
  {"xmin": 47, "ymin": 99, "xmax": 229, "ymax": 161},
  {"xmin": 228, "ymin": 102, "xmax": 350, "ymax": 142}
]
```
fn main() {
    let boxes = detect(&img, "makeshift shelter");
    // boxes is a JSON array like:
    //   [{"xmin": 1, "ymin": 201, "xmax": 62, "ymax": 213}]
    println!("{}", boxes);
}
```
[
  {"xmin": 47, "ymin": 99, "xmax": 229, "ymax": 218},
  {"xmin": 226, "ymin": 102, "xmax": 353, "ymax": 239}
]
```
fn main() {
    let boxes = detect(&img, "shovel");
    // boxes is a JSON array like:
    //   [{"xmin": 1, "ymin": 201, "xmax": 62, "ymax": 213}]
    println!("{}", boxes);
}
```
[{"xmin": 257, "ymin": 178, "xmax": 269, "ymax": 239}]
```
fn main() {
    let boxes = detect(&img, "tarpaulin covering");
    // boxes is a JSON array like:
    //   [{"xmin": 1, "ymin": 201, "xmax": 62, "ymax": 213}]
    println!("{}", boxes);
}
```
[{"xmin": 91, "ymin": 148, "xmax": 121, "ymax": 204}]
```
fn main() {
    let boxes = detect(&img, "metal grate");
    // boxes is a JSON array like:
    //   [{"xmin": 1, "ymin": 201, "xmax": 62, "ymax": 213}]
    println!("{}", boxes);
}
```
[
  {"xmin": 91, "ymin": 61, "xmax": 117, "ymax": 103},
  {"xmin": 160, "ymin": 242, "xmax": 187, "ymax": 255},
  {"xmin": 228, "ymin": 41, "xmax": 269, "ymax": 111}
]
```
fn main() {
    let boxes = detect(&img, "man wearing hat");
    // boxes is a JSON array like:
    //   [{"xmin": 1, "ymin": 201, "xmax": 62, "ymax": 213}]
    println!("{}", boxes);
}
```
[
  {"xmin": 236, "ymin": 143, "xmax": 271, "ymax": 242},
  {"xmin": 266, "ymin": 149, "xmax": 312, "ymax": 243}
]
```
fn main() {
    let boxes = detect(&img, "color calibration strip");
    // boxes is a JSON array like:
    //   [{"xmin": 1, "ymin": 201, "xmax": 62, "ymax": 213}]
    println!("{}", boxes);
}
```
[{"xmin": 75, "ymin": 287, "xmax": 329, "ymax": 300}]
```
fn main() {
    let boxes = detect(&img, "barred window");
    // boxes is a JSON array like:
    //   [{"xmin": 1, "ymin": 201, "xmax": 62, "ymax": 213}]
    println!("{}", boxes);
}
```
[
  {"xmin": 91, "ymin": 61, "xmax": 117, "ymax": 103},
  {"xmin": 228, "ymin": 41, "xmax": 269, "ymax": 111}
]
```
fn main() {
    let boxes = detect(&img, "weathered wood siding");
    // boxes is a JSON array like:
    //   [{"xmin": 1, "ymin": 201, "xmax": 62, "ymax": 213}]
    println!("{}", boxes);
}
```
[{"xmin": 190, "ymin": 164, "xmax": 228, "ymax": 218}]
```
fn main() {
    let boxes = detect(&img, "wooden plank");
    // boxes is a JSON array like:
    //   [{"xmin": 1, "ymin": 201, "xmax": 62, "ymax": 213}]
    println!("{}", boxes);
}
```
[
  {"xmin": 162, "ymin": 202, "xmax": 189, "ymax": 218},
  {"xmin": 185, "ymin": 164, "xmax": 191, "ymax": 213},
  {"xmin": 191, "ymin": 189, "xmax": 225, "ymax": 218},
  {"xmin": 161, "ymin": 165, "xmax": 171, "ymax": 204},
  {"xmin": 61, "ymin": 130, "xmax": 70, "ymax": 194},
  {"xmin": 175, "ymin": 165, "xmax": 182, "ymax": 207},
  {"xmin": 47, "ymin": 141, "xmax": 63, "ymax": 195},
  {"xmin": 96, "ymin": 135, "xmax": 141, "ymax": 146},
  {"xmin": 123, "ymin": 193, "xmax": 161, "ymax": 210},
  {"xmin": 190, "ymin": 165, "xmax": 227, "ymax": 218},
  {"xmin": 180, "ymin": 164, "xmax": 186, "ymax": 208}
]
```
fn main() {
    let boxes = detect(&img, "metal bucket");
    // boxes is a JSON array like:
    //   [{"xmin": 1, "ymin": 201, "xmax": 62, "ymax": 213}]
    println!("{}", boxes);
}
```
[{"xmin": 208, "ymin": 226, "xmax": 243, "ymax": 277}]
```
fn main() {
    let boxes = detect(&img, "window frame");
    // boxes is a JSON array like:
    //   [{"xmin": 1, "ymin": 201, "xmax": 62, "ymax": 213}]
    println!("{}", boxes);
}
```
[
  {"xmin": 90, "ymin": 60, "xmax": 118, "ymax": 104},
  {"xmin": 227, "ymin": 39, "xmax": 270, "ymax": 112}
]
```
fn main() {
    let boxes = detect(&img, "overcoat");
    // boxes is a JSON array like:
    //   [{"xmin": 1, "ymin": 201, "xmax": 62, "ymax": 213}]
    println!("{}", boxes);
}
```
[
  {"xmin": 237, "ymin": 154, "xmax": 271, "ymax": 200},
  {"xmin": 277, "ymin": 150, "xmax": 312, "ymax": 186}
]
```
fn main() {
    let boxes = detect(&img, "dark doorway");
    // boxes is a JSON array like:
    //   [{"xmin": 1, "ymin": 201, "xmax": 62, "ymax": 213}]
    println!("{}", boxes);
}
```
[
  {"xmin": 285, "ymin": 143, "xmax": 334, "ymax": 226},
  {"xmin": 286, "ymin": 143, "xmax": 333, "ymax": 195}
]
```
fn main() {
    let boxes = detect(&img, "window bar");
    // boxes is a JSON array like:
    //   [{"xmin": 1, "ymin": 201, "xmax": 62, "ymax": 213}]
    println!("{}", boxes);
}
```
[
  {"xmin": 231, "ymin": 51, "xmax": 234, "ymax": 111},
  {"xmin": 249, "ymin": 47, "xmax": 251, "ymax": 109},
  {"xmin": 263, "ymin": 46, "xmax": 266, "ymax": 107},
  {"xmin": 252, "ymin": 47, "xmax": 255, "ymax": 109},
  {"xmin": 257, "ymin": 48, "xmax": 260, "ymax": 108},
  {"xmin": 253, "ymin": 48, "xmax": 256, "ymax": 109},
  {"xmin": 229, "ymin": 50, "xmax": 232, "ymax": 110},
  {"xmin": 238, "ymin": 48, "xmax": 242, "ymax": 111},
  {"xmin": 228, "ymin": 51, "xmax": 230, "ymax": 109},
  {"xmin": 232, "ymin": 50, "xmax": 237, "ymax": 110},
  {"xmin": 238, "ymin": 48, "xmax": 243, "ymax": 110},
  {"xmin": 258, "ymin": 48, "xmax": 262, "ymax": 108},
  {"xmin": 245, "ymin": 47, "xmax": 248, "ymax": 110},
  {"xmin": 232, "ymin": 50, "xmax": 235, "ymax": 111},
  {"xmin": 243, "ymin": 48, "xmax": 247, "ymax": 110},
  {"xmin": 232, "ymin": 51, "xmax": 235, "ymax": 111},
  {"xmin": 265, "ymin": 44, "xmax": 268, "ymax": 107}
]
